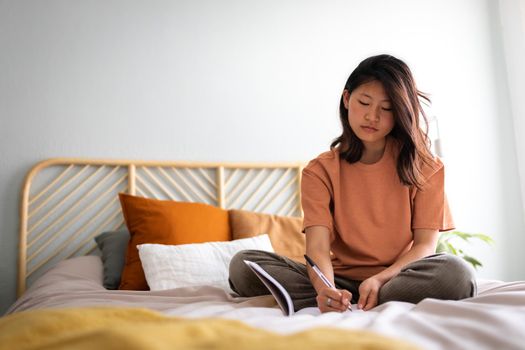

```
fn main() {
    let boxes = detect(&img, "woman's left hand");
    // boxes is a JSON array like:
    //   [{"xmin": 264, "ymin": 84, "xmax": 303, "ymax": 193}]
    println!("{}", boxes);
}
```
[{"xmin": 357, "ymin": 276, "xmax": 385, "ymax": 311}]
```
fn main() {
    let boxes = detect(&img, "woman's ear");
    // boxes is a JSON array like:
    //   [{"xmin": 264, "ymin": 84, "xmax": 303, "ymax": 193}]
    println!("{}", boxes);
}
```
[{"xmin": 343, "ymin": 90, "xmax": 350, "ymax": 109}]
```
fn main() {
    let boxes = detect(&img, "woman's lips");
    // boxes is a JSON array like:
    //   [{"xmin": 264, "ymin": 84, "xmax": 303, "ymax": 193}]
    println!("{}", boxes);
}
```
[{"xmin": 361, "ymin": 126, "xmax": 378, "ymax": 133}]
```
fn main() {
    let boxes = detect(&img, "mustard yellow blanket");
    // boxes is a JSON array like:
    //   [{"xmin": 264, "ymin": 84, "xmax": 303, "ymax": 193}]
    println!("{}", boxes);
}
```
[{"xmin": 0, "ymin": 307, "xmax": 419, "ymax": 350}]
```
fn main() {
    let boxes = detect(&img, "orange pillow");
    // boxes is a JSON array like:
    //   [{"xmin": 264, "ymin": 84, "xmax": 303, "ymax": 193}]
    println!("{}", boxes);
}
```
[
  {"xmin": 118, "ymin": 193, "xmax": 231, "ymax": 290},
  {"xmin": 229, "ymin": 209, "xmax": 305, "ymax": 263}
]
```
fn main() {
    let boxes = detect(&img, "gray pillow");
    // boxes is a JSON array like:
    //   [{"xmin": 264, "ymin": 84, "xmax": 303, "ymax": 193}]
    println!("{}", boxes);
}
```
[{"xmin": 94, "ymin": 230, "xmax": 130, "ymax": 289}]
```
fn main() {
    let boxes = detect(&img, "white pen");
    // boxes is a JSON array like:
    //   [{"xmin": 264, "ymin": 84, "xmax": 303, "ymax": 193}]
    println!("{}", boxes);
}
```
[{"xmin": 304, "ymin": 254, "xmax": 352, "ymax": 311}]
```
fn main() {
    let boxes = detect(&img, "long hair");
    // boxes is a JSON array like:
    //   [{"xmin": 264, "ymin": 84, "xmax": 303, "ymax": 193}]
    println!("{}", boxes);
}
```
[{"xmin": 330, "ymin": 54, "xmax": 435, "ymax": 190}]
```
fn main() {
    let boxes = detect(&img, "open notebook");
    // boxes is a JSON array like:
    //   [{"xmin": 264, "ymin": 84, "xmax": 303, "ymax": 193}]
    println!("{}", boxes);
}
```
[{"xmin": 243, "ymin": 260, "xmax": 295, "ymax": 316}]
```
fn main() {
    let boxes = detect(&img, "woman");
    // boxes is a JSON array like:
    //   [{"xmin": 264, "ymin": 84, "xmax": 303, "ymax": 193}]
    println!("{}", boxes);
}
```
[{"xmin": 229, "ymin": 54, "xmax": 476, "ymax": 313}]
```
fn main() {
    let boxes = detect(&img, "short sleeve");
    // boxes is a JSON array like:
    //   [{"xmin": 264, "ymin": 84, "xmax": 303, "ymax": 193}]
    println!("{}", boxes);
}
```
[
  {"xmin": 411, "ymin": 162, "xmax": 455, "ymax": 231},
  {"xmin": 301, "ymin": 164, "xmax": 334, "ymax": 235}
]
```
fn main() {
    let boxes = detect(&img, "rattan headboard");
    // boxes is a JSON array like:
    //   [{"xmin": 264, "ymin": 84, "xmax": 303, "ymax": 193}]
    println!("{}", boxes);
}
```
[{"xmin": 19, "ymin": 158, "xmax": 306, "ymax": 296}]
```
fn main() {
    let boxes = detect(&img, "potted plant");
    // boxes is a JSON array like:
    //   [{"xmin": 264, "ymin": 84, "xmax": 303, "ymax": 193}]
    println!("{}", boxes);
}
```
[{"xmin": 436, "ymin": 231, "xmax": 494, "ymax": 269}]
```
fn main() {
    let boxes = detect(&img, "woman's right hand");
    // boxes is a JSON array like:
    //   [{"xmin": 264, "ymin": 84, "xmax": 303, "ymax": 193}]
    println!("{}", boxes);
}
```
[{"xmin": 316, "ymin": 286, "xmax": 352, "ymax": 313}]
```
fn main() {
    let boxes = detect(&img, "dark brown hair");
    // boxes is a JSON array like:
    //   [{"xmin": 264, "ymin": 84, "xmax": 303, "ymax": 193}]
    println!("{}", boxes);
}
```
[{"xmin": 331, "ymin": 54, "xmax": 435, "ymax": 189}]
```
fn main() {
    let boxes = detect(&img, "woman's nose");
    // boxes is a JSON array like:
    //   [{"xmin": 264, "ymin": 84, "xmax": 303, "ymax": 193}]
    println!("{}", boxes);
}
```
[{"xmin": 365, "ymin": 110, "xmax": 380, "ymax": 121}]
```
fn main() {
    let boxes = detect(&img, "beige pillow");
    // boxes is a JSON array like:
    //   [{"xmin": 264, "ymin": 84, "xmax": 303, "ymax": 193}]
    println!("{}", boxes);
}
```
[{"xmin": 229, "ymin": 209, "xmax": 305, "ymax": 264}]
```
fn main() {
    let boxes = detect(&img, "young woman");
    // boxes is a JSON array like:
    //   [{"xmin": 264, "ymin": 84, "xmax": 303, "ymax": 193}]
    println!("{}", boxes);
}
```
[{"xmin": 229, "ymin": 54, "xmax": 476, "ymax": 313}]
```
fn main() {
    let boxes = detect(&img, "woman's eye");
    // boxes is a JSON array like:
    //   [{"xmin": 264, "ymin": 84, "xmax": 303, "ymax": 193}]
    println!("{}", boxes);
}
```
[
  {"xmin": 358, "ymin": 100, "xmax": 369, "ymax": 106},
  {"xmin": 382, "ymin": 107, "xmax": 392, "ymax": 111}
]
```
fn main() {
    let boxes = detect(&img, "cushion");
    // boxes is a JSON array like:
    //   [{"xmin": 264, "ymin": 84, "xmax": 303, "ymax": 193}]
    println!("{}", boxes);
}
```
[
  {"xmin": 94, "ymin": 230, "xmax": 130, "ymax": 289},
  {"xmin": 118, "ymin": 193, "xmax": 231, "ymax": 290},
  {"xmin": 137, "ymin": 234, "xmax": 274, "ymax": 292},
  {"xmin": 228, "ymin": 209, "xmax": 305, "ymax": 263}
]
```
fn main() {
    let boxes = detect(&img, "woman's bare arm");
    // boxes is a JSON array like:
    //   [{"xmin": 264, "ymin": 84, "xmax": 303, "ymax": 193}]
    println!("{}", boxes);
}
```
[{"xmin": 305, "ymin": 225, "xmax": 351, "ymax": 312}]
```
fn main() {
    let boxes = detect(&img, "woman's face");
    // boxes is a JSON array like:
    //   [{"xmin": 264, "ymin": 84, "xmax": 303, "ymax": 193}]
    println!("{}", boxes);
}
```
[{"xmin": 343, "ymin": 80, "xmax": 395, "ymax": 149}]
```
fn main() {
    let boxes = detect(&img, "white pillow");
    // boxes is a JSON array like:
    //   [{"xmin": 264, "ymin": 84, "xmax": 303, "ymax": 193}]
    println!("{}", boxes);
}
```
[{"xmin": 137, "ymin": 234, "xmax": 274, "ymax": 292}]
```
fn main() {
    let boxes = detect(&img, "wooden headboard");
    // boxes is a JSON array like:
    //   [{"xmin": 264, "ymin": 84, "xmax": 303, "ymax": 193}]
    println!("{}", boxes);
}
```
[{"xmin": 19, "ymin": 158, "xmax": 306, "ymax": 296}]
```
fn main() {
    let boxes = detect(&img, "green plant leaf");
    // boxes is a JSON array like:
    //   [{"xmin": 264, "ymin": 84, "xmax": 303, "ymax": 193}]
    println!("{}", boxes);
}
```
[
  {"xmin": 452, "ymin": 231, "xmax": 471, "ymax": 239},
  {"xmin": 445, "ymin": 242, "xmax": 458, "ymax": 256},
  {"xmin": 436, "ymin": 231, "xmax": 494, "ymax": 270},
  {"xmin": 436, "ymin": 241, "xmax": 453, "ymax": 254},
  {"xmin": 461, "ymin": 255, "xmax": 483, "ymax": 270},
  {"xmin": 448, "ymin": 231, "xmax": 494, "ymax": 245},
  {"xmin": 470, "ymin": 233, "xmax": 495, "ymax": 245}
]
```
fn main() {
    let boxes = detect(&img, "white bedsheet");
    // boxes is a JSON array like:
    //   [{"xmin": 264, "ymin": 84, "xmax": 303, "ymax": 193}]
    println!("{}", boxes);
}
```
[{"xmin": 7, "ymin": 256, "xmax": 525, "ymax": 350}]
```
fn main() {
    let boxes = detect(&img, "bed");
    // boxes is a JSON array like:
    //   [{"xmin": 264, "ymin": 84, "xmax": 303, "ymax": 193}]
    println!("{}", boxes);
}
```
[{"xmin": 2, "ymin": 158, "xmax": 525, "ymax": 350}]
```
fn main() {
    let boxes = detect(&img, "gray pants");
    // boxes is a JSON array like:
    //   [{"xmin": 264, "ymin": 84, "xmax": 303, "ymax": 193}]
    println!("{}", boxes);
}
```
[{"xmin": 229, "ymin": 250, "xmax": 477, "ymax": 312}]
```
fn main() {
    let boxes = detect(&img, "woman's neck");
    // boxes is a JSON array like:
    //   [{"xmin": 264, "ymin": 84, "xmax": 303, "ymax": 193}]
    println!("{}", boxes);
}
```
[{"xmin": 360, "ymin": 138, "xmax": 387, "ymax": 164}]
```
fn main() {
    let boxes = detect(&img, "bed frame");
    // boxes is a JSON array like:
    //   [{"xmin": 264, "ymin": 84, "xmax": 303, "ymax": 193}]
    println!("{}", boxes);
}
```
[{"xmin": 19, "ymin": 158, "xmax": 306, "ymax": 296}]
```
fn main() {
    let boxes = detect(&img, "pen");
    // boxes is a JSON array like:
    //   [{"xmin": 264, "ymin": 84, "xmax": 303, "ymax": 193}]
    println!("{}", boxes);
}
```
[{"xmin": 304, "ymin": 254, "xmax": 352, "ymax": 311}]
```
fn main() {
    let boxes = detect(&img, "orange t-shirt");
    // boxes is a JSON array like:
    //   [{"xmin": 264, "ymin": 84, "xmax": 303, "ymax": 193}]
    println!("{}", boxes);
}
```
[{"xmin": 301, "ymin": 136, "xmax": 455, "ymax": 281}]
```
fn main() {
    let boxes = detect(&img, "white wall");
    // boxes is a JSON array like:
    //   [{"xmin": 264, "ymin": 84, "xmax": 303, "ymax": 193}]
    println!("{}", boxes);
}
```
[
  {"xmin": 1, "ymin": 0, "xmax": 523, "ymax": 313},
  {"xmin": 499, "ymin": 0, "xmax": 525, "ymax": 275}
]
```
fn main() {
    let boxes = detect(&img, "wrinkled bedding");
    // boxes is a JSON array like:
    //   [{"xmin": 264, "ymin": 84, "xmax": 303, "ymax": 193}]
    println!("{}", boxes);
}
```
[{"xmin": 6, "ymin": 256, "xmax": 525, "ymax": 350}]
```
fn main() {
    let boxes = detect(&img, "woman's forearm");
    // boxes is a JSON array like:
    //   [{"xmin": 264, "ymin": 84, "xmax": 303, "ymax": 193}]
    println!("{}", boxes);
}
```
[{"xmin": 304, "ymin": 225, "xmax": 334, "ymax": 293}]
